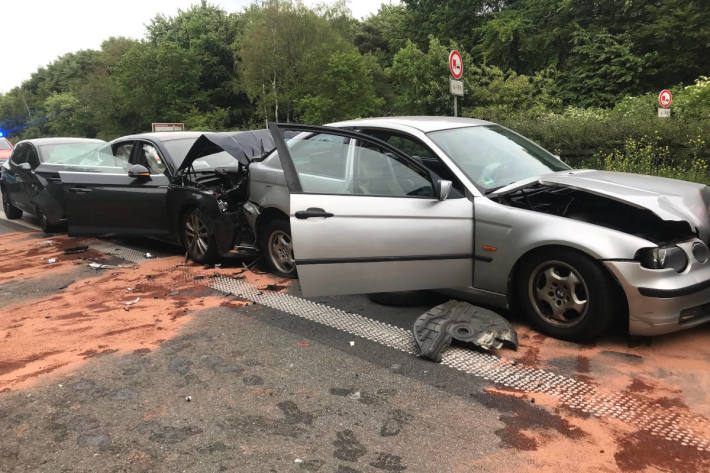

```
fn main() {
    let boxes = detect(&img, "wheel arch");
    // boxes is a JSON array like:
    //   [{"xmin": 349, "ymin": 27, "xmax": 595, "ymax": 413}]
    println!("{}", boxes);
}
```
[{"xmin": 255, "ymin": 206, "xmax": 289, "ymax": 241}]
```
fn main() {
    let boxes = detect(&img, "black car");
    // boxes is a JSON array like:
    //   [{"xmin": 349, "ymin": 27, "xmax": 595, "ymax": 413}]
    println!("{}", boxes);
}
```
[
  {"xmin": 1, "ymin": 137, "xmax": 106, "ymax": 231},
  {"xmin": 17, "ymin": 130, "xmax": 278, "ymax": 262}
]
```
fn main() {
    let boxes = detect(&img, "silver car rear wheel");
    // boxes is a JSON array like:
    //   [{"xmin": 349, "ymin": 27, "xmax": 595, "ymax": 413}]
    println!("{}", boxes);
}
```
[
  {"xmin": 528, "ymin": 260, "xmax": 590, "ymax": 328},
  {"xmin": 268, "ymin": 229, "xmax": 295, "ymax": 275}
]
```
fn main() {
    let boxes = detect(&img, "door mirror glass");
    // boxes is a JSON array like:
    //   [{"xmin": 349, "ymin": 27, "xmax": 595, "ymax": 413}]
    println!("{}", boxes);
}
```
[
  {"xmin": 128, "ymin": 164, "xmax": 151, "ymax": 178},
  {"xmin": 435, "ymin": 179, "xmax": 452, "ymax": 201},
  {"xmin": 18, "ymin": 162, "xmax": 32, "ymax": 171}
]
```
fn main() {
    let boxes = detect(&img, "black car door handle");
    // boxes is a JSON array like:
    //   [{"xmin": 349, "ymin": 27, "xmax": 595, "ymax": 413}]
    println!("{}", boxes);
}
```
[
  {"xmin": 295, "ymin": 207, "xmax": 334, "ymax": 219},
  {"xmin": 68, "ymin": 187, "xmax": 91, "ymax": 194}
]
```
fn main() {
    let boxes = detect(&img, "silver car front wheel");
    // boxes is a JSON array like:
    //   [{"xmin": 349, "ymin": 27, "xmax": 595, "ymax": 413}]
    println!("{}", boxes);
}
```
[
  {"xmin": 528, "ymin": 260, "xmax": 589, "ymax": 328},
  {"xmin": 515, "ymin": 248, "xmax": 617, "ymax": 341}
]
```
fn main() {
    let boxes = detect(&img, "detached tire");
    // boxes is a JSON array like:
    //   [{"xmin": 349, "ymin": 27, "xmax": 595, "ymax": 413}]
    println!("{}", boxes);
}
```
[
  {"xmin": 515, "ymin": 247, "xmax": 617, "ymax": 341},
  {"xmin": 260, "ymin": 218, "xmax": 297, "ymax": 278},
  {"xmin": 182, "ymin": 208, "xmax": 217, "ymax": 264},
  {"xmin": 2, "ymin": 189, "xmax": 22, "ymax": 219}
]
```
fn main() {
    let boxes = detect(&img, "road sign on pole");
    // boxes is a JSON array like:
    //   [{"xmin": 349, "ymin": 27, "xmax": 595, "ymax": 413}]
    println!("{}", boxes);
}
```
[
  {"xmin": 658, "ymin": 89, "xmax": 672, "ymax": 108},
  {"xmin": 449, "ymin": 50, "xmax": 463, "ymax": 116},
  {"xmin": 449, "ymin": 50, "xmax": 463, "ymax": 79}
]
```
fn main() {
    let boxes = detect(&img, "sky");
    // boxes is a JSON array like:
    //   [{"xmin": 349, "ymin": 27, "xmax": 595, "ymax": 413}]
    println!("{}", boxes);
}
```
[{"xmin": 0, "ymin": 0, "xmax": 391, "ymax": 94}]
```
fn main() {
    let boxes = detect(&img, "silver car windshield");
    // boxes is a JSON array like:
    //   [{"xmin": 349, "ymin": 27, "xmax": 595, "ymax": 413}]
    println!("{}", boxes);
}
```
[{"xmin": 427, "ymin": 125, "xmax": 569, "ymax": 192}]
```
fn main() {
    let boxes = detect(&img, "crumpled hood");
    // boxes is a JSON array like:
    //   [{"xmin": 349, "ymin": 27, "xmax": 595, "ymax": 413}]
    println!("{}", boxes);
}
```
[
  {"xmin": 177, "ymin": 129, "xmax": 277, "ymax": 173},
  {"xmin": 495, "ymin": 169, "xmax": 710, "ymax": 241}
]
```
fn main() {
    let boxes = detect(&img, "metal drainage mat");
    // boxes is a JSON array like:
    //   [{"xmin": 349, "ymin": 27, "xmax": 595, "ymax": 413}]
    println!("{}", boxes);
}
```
[{"xmin": 88, "ymin": 240, "xmax": 710, "ymax": 451}]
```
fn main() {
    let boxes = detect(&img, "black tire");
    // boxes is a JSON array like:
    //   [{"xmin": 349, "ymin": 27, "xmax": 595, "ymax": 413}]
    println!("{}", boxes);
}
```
[
  {"xmin": 2, "ymin": 189, "xmax": 22, "ymax": 219},
  {"xmin": 38, "ymin": 210, "xmax": 59, "ymax": 233},
  {"xmin": 260, "ymin": 218, "xmax": 297, "ymax": 278},
  {"xmin": 182, "ymin": 207, "xmax": 218, "ymax": 264},
  {"xmin": 368, "ymin": 291, "xmax": 447, "ymax": 307},
  {"xmin": 514, "ymin": 247, "xmax": 617, "ymax": 341}
]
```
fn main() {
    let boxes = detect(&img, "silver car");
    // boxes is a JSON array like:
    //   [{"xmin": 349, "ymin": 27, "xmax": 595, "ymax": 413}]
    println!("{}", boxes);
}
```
[{"xmin": 246, "ymin": 117, "xmax": 710, "ymax": 340}]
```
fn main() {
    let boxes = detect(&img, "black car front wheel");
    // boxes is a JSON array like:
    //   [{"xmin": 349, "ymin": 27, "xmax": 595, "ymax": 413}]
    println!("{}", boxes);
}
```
[
  {"xmin": 182, "ymin": 208, "xmax": 217, "ymax": 264},
  {"xmin": 38, "ymin": 210, "xmax": 59, "ymax": 233},
  {"xmin": 261, "ymin": 218, "xmax": 297, "ymax": 278},
  {"xmin": 515, "ymin": 247, "xmax": 617, "ymax": 341},
  {"xmin": 2, "ymin": 189, "xmax": 22, "ymax": 219}
]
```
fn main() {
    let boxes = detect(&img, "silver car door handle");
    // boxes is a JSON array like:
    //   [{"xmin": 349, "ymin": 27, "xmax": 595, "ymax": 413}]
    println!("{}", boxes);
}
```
[{"xmin": 295, "ymin": 208, "xmax": 334, "ymax": 219}]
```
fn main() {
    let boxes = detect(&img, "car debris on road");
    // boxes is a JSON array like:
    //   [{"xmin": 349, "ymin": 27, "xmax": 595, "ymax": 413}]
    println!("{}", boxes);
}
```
[{"xmin": 413, "ymin": 300, "xmax": 518, "ymax": 362}]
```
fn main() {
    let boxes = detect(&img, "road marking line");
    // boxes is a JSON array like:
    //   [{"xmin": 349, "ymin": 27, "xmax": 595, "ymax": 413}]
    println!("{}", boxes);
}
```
[{"xmin": 87, "ymin": 239, "xmax": 710, "ymax": 451}]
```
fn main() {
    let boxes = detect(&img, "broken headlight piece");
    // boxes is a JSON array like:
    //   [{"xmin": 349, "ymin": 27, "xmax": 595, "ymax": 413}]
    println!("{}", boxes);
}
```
[{"xmin": 635, "ymin": 245, "xmax": 688, "ymax": 272}]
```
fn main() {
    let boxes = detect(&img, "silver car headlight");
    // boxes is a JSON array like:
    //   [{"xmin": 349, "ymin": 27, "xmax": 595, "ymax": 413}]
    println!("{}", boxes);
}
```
[{"xmin": 635, "ymin": 245, "xmax": 688, "ymax": 272}]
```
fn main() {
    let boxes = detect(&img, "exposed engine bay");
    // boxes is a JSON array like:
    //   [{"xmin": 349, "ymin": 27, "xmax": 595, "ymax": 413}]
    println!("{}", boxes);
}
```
[
  {"xmin": 493, "ymin": 184, "xmax": 697, "ymax": 245},
  {"xmin": 174, "ymin": 165, "xmax": 249, "ymax": 210}
]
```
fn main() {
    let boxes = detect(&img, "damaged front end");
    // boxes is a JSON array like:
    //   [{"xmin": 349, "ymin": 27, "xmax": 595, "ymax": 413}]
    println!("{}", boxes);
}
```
[
  {"xmin": 491, "ymin": 183, "xmax": 697, "ymax": 245},
  {"xmin": 172, "ymin": 131, "xmax": 277, "ymax": 256}
]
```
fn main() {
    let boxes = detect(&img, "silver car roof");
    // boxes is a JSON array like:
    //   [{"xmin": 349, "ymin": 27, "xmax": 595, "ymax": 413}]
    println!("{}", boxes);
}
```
[{"xmin": 327, "ymin": 116, "xmax": 493, "ymax": 133}]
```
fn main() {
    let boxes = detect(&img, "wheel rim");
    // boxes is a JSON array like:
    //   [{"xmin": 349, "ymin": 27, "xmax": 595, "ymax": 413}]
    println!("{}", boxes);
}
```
[
  {"xmin": 184, "ymin": 211, "xmax": 210, "ymax": 257},
  {"xmin": 528, "ymin": 260, "xmax": 590, "ymax": 328},
  {"xmin": 268, "ymin": 229, "xmax": 295, "ymax": 274}
]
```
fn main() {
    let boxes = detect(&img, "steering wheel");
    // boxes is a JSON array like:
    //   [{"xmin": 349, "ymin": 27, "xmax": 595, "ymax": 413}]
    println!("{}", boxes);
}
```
[{"xmin": 479, "ymin": 161, "xmax": 513, "ymax": 188}]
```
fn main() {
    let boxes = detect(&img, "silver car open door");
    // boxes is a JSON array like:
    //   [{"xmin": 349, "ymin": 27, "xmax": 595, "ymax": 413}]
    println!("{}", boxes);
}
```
[{"xmin": 270, "ymin": 123, "xmax": 474, "ymax": 297}]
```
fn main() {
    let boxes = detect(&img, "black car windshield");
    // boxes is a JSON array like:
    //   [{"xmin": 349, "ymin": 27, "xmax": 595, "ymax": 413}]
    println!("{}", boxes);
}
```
[
  {"xmin": 427, "ymin": 125, "xmax": 569, "ymax": 192},
  {"xmin": 39, "ymin": 142, "xmax": 105, "ymax": 164},
  {"xmin": 163, "ymin": 138, "xmax": 239, "ymax": 171}
]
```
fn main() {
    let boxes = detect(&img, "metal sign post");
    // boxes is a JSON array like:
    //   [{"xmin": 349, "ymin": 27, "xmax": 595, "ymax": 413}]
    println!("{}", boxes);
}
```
[{"xmin": 449, "ymin": 50, "xmax": 463, "ymax": 117}]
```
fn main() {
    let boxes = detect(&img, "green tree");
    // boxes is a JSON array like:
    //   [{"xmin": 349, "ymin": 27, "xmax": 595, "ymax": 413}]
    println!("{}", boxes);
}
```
[
  {"xmin": 236, "ymin": 0, "xmax": 349, "ymax": 124},
  {"xmin": 296, "ymin": 49, "xmax": 383, "ymax": 123}
]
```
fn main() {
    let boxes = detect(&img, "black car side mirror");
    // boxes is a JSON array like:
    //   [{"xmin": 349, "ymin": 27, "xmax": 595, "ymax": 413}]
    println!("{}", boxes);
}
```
[
  {"xmin": 128, "ymin": 164, "xmax": 151, "ymax": 179},
  {"xmin": 435, "ymin": 179, "xmax": 452, "ymax": 201},
  {"xmin": 18, "ymin": 162, "xmax": 32, "ymax": 171}
]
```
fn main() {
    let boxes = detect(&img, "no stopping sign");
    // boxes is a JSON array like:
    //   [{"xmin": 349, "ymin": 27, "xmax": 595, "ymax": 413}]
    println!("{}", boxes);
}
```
[
  {"xmin": 449, "ymin": 50, "xmax": 463, "ymax": 79},
  {"xmin": 658, "ymin": 90, "xmax": 672, "ymax": 108}
]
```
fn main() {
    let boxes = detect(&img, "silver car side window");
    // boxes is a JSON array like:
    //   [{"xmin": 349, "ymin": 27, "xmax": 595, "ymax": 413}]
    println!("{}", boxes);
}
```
[{"xmin": 351, "ymin": 139, "xmax": 434, "ymax": 198}]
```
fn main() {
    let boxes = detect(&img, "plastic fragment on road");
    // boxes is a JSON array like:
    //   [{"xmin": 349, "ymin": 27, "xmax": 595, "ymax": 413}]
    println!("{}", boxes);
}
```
[
  {"xmin": 88, "ymin": 262, "xmax": 132, "ymax": 270},
  {"xmin": 144, "ymin": 252, "xmax": 155, "ymax": 259},
  {"xmin": 412, "ymin": 300, "xmax": 518, "ymax": 362},
  {"xmin": 39, "ymin": 240, "xmax": 55, "ymax": 247},
  {"xmin": 124, "ymin": 297, "xmax": 140, "ymax": 306},
  {"xmin": 185, "ymin": 395, "xmax": 192, "ymax": 402},
  {"xmin": 47, "ymin": 258, "xmax": 57, "ymax": 264},
  {"xmin": 297, "ymin": 343, "xmax": 310, "ymax": 347},
  {"xmin": 349, "ymin": 341, "xmax": 355, "ymax": 347},
  {"xmin": 63, "ymin": 246, "xmax": 88, "ymax": 254}
]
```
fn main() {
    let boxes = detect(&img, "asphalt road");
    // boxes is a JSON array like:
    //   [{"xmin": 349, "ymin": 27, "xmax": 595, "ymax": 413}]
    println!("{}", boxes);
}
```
[{"xmin": 1, "ymin": 213, "xmax": 709, "ymax": 473}]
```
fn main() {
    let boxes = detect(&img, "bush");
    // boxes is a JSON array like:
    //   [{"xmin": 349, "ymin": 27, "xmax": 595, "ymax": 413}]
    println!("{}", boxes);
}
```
[{"xmin": 597, "ymin": 135, "xmax": 709, "ymax": 184}]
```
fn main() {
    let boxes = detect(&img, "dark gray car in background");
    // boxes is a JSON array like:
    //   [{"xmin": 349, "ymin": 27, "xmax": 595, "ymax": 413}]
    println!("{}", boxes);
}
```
[{"xmin": 0, "ymin": 137, "xmax": 105, "ymax": 231}]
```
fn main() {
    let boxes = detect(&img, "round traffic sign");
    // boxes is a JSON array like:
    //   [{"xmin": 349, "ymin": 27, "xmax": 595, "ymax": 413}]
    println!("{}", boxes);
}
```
[
  {"xmin": 449, "ymin": 50, "xmax": 463, "ymax": 79},
  {"xmin": 659, "ymin": 89, "xmax": 672, "ymax": 108}
]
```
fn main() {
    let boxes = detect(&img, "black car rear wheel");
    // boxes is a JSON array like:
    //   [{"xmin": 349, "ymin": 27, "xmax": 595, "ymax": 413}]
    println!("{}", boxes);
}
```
[
  {"xmin": 182, "ymin": 208, "xmax": 217, "ymax": 264},
  {"xmin": 515, "ymin": 247, "xmax": 617, "ymax": 341},
  {"xmin": 2, "ymin": 189, "xmax": 22, "ymax": 219}
]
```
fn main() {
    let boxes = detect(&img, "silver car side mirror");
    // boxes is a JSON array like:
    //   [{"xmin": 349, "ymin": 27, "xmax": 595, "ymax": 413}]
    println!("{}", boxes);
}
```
[{"xmin": 436, "ymin": 179, "xmax": 452, "ymax": 201}]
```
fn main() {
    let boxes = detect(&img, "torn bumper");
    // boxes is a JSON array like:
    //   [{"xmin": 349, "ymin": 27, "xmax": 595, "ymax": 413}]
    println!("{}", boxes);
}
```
[
  {"xmin": 213, "ymin": 211, "xmax": 241, "ymax": 256},
  {"xmin": 604, "ymin": 250, "xmax": 710, "ymax": 335}
]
